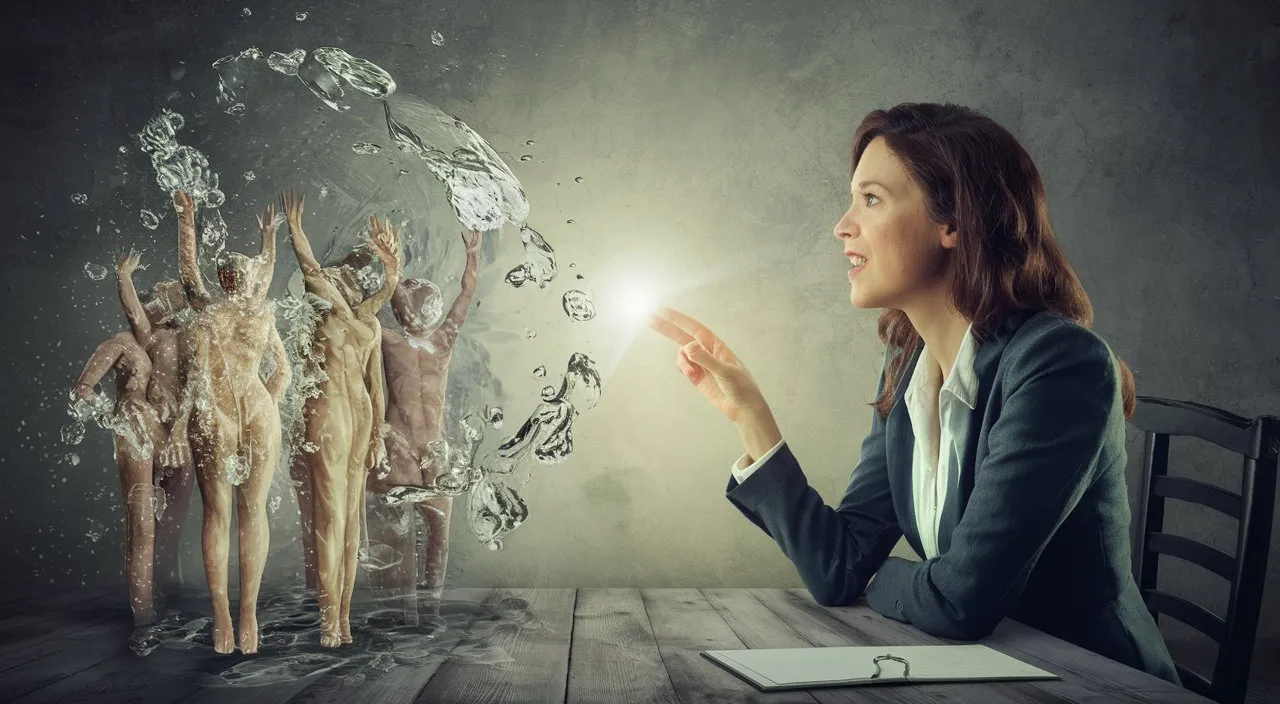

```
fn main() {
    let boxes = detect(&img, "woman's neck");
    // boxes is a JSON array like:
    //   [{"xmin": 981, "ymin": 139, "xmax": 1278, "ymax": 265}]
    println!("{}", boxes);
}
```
[{"xmin": 904, "ymin": 300, "xmax": 972, "ymax": 385}]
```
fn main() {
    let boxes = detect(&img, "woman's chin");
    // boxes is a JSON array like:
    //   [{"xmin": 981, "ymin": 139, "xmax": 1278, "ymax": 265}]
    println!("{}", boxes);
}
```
[{"xmin": 849, "ymin": 288, "xmax": 876, "ymax": 309}]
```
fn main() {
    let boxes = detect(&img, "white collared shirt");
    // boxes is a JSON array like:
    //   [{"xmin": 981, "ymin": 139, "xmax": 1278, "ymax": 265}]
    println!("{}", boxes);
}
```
[{"xmin": 730, "ymin": 324, "xmax": 979, "ymax": 560}]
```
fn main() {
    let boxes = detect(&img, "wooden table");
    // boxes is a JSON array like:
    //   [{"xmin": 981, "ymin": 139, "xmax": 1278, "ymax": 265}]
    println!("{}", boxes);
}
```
[{"xmin": 0, "ymin": 586, "xmax": 1212, "ymax": 703}]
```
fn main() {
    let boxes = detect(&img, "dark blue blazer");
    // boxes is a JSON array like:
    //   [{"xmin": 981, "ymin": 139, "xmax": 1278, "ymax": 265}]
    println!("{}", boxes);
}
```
[{"xmin": 725, "ymin": 310, "xmax": 1180, "ymax": 685}]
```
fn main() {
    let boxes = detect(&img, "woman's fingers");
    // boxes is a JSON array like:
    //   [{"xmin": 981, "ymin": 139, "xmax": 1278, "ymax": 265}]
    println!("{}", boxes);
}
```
[
  {"xmin": 646, "ymin": 315, "xmax": 694, "ymax": 346},
  {"xmin": 650, "ymin": 306, "xmax": 728, "ymax": 353}
]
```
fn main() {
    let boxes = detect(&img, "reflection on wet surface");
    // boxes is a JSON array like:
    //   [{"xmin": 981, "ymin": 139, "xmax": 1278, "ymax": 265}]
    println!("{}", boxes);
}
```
[{"xmin": 127, "ymin": 586, "xmax": 547, "ymax": 688}]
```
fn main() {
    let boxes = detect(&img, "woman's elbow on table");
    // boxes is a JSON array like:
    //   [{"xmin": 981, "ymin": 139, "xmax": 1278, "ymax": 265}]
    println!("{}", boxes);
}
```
[
  {"xmin": 808, "ymin": 574, "xmax": 872, "ymax": 608},
  {"xmin": 910, "ymin": 600, "xmax": 1003, "ymax": 641}
]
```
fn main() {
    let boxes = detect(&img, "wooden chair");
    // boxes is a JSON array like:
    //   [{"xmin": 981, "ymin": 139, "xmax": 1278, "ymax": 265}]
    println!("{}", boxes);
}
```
[{"xmin": 1130, "ymin": 396, "xmax": 1280, "ymax": 704}]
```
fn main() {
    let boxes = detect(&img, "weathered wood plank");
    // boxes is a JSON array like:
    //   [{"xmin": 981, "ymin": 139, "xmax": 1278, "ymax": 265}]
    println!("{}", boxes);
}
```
[
  {"xmin": 7, "ymin": 618, "xmax": 149, "ymax": 703},
  {"xmin": 985, "ymin": 618, "xmax": 1213, "ymax": 704},
  {"xmin": 0, "ymin": 606, "xmax": 131, "ymax": 677},
  {"xmin": 0, "ymin": 586, "xmax": 119, "ymax": 651},
  {"xmin": 568, "ymin": 588, "xmax": 679, "ymax": 704},
  {"xmin": 641, "ymin": 588, "xmax": 817, "ymax": 704},
  {"xmin": 285, "ymin": 587, "xmax": 493, "ymax": 704},
  {"xmin": 412, "ymin": 588, "xmax": 575, "ymax": 704}
]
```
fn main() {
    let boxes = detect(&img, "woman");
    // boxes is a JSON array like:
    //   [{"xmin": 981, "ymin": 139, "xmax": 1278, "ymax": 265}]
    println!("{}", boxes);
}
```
[
  {"xmin": 170, "ymin": 189, "xmax": 290, "ymax": 655},
  {"xmin": 72, "ymin": 260, "xmax": 159, "ymax": 628},
  {"xmin": 648, "ymin": 102, "xmax": 1180, "ymax": 685},
  {"xmin": 281, "ymin": 189, "xmax": 401, "ymax": 648}
]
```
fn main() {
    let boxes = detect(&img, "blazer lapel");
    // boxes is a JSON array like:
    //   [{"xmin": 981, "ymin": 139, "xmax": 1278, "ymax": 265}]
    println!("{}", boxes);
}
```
[
  {"xmin": 886, "ymin": 343, "xmax": 925, "ymax": 557},
  {"xmin": 937, "ymin": 311, "xmax": 1033, "ymax": 554}
]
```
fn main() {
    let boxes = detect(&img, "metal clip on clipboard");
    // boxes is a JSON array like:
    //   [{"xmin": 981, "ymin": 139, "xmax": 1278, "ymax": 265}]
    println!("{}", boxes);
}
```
[{"xmin": 869, "ymin": 653, "xmax": 911, "ymax": 680}]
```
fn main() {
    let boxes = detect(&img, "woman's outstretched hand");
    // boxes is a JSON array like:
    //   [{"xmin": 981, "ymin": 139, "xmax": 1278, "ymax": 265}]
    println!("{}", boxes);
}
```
[{"xmin": 646, "ymin": 306, "xmax": 769, "ymax": 424}]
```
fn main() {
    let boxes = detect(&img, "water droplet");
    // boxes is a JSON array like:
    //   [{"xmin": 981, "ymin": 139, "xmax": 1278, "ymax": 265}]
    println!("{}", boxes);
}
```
[
  {"xmin": 485, "ymin": 405, "xmax": 504, "ymax": 429},
  {"xmin": 525, "ymin": 139, "xmax": 535, "ymax": 146},
  {"xmin": 524, "ymin": 327, "xmax": 536, "ymax": 339},
  {"xmin": 562, "ymin": 289, "xmax": 595, "ymax": 321},
  {"xmin": 140, "ymin": 209, "xmax": 160, "ymax": 230},
  {"xmin": 519, "ymin": 154, "xmax": 532, "ymax": 162},
  {"xmin": 242, "ymin": 7, "xmax": 251, "ymax": 16},
  {"xmin": 574, "ymin": 176, "xmax": 583, "ymax": 183},
  {"xmin": 61, "ymin": 422, "xmax": 86, "ymax": 445},
  {"xmin": 243, "ymin": 170, "xmax": 256, "ymax": 181},
  {"xmin": 296, "ymin": 11, "xmax": 308, "ymax": 21},
  {"xmin": 566, "ymin": 219, "xmax": 574, "ymax": 224},
  {"xmin": 398, "ymin": 169, "xmax": 410, "ymax": 175},
  {"xmin": 71, "ymin": 193, "xmax": 88, "ymax": 205},
  {"xmin": 118, "ymin": 145, "xmax": 129, "ymax": 154},
  {"xmin": 267, "ymin": 49, "xmax": 307, "ymax": 76},
  {"xmin": 352, "ymin": 142, "xmax": 382, "ymax": 155},
  {"xmin": 431, "ymin": 30, "xmax": 445, "ymax": 46},
  {"xmin": 313, "ymin": 47, "xmax": 396, "ymax": 99},
  {"xmin": 84, "ymin": 263, "xmax": 108, "ymax": 280}
]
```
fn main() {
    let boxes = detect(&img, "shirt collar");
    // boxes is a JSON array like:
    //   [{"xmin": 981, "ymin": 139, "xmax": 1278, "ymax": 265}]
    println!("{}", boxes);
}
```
[{"xmin": 904, "ymin": 322, "xmax": 979, "ymax": 411}]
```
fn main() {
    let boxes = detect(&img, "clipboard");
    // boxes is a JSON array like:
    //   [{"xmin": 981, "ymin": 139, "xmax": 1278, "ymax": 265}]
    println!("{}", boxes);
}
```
[{"xmin": 700, "ymin": 644, "xmax": 1061, "ymax": 692}]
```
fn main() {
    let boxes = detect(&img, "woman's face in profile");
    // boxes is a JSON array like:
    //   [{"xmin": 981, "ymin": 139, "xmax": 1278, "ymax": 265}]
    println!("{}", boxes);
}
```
[{"xmin": 835, "ymin": 136, "xmax": 955, "ymax": 311}]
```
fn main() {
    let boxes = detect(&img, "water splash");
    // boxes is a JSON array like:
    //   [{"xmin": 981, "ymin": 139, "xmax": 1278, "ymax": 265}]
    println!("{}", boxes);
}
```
[
  {"xmin": 296, "ymin": 51, "xmax": 348, "ymax": 112},
  {"xmin": 357, "ymin": 540, "xmax": 403, "ymax": 571},
  {"xmin": 561, "ymin": 289, "xmax": 595, "ymax": 321},
  {"xmin": 489, "ymin": 352, "xmax": 601, "ymax": 468},
  {"xmin": 485, "ymin": 405, "xmax": 503, "ymax": 429},
  {"xmin": 224, "ymin": 453, "xmax": 250, "ymax": 486},
  {"xmin": 212, "ymin": 47, "xmax": 262, "ymax": 114},
  {"xmin": 61, "ymin": 422, "xmax": 86, "ymax": 445},
  {"xmin": 84, "ymin": 263, "xmax": 108, "ymax": 281},
  {"xmin": 135, "ymin": 109, "xmax": 226, "ymax": 212},
  {"xmin": 313, "ymin": 47, "xmax": 396, "ymax": 99},
  {"xmin": 503, "ymin": 224, "xmax": 557, "ymax": 289},
  {"xmin": 267, "ymin": 49, "xmax": 306, "ymax": 76},
  {"xmin": 468, "ymin": 476, "xmax": 528, "ymax": 550},
  {"xmin": 127, "ymin": 587, "xmax": 537, "ymax": 686},
  {"xmin": 380, "ymin": 99, "xmax": 529, "ymax": 231},
  {"xmin": 151, "ymin": 486, "xmax": 168, "ymax": 522},
  {"xmin": 276, "ymin": 293, "xmax": 330, "ymax": 472}
]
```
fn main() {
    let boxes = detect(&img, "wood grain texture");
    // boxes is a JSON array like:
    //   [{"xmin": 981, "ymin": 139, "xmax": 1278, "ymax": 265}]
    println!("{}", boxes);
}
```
[
  {"xmin": 412, "ymin": 587, "xmax": 575, "ymax": 704},
  {"xmin": 641, "ymin": 588, "xmax": 818, "ymax": 703},
  {"xmin": 568, "ymin": 588, "xmax": 679, "ymax": 704}
]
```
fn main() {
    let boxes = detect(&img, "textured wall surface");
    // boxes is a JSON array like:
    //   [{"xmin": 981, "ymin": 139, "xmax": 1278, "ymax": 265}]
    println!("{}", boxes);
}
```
[{"xmin": 2, "ymin": 0, "xmax": 1277, "ymax": 651}]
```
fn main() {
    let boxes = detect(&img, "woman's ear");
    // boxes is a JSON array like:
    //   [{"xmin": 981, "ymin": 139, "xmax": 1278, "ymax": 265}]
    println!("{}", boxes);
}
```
[{"xmin": 938, "ymin": 222, "xmax": 959, "ymax": 250}]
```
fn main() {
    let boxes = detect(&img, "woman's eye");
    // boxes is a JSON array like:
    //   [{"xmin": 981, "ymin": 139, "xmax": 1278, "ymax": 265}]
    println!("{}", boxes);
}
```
[{"xmin": 863, "ymin": 193, "xmax": 879, "ymax": 206}]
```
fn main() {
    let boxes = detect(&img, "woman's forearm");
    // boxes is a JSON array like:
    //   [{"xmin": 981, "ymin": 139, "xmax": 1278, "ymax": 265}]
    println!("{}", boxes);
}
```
[{"xmin": 734, "ymin": 404, "xmax": 782, "ymax": 464}]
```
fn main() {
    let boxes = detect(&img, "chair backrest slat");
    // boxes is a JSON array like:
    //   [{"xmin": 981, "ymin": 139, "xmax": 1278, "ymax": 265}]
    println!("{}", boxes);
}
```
[{"xmin": 1128, "ymin": 396, "xmax": 1280, "ymax": 704}]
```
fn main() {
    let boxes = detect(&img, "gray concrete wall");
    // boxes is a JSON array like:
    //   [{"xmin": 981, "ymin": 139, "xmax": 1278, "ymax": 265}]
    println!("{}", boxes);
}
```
[{"xmin": 2, "ymin": 0, "xmax": 1277, "ymax": 651}]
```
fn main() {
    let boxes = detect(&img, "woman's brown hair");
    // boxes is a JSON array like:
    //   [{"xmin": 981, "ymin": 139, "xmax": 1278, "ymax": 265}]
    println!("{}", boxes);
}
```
[{"xmin": 851, "ymin": 103, "xmax": 1136, "ymax": 419}]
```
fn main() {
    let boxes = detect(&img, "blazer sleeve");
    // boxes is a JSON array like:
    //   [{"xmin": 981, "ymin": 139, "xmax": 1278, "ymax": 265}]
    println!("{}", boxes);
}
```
[
  {"xmin": 724, "ymin": 348, "xmax": 904, "ymax": 607},
  {"xmin": 863, "ymin": 321, "xmax": 1118, "ymax": 639}
]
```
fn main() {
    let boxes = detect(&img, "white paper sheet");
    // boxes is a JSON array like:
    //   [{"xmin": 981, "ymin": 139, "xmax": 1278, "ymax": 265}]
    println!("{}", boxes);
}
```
[{"xmin": 702, "ymin": 644, "xmax": 1060, "ymax": 691}]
